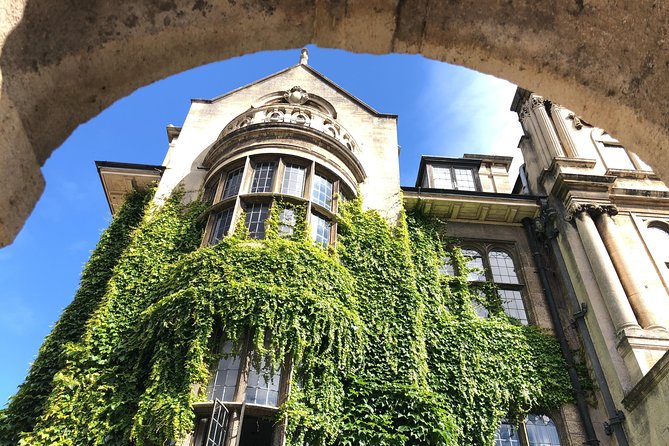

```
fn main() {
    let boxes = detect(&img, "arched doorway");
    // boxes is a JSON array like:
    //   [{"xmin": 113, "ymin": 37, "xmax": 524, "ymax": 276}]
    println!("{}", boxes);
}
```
[{"xmin": 1, "ymin": 0, "xmax": 668, "ymax": 245}]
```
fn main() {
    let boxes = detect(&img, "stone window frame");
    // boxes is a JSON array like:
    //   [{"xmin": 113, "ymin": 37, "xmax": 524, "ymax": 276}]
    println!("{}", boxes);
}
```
[
  {"xmin": 191, "ymin": 335, "xmax": 292, "ymax": 446},
  {"xmin": 495, "ymin": 413, "xmax": 563, "ymax": 446},
  {"xmin": 423, "ymin": 162, "xmax": 483, "ymax": 192},
  {"xmin": 444, "ymin": 241, "xmax": 529, "ymax": 324},
  {"xmin": 201, "ymin": 153, "xmax": 350, "ymax": 247}
]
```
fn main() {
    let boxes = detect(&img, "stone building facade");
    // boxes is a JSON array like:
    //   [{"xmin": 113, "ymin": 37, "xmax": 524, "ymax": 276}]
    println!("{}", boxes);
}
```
[{"xmin": 96, "ymin": 57, "xmax": 669, "ymax": 446}]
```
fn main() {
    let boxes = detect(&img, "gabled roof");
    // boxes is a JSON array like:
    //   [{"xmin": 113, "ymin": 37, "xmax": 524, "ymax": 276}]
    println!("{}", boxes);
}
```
[{"xmin": 192, "ymin": 63, "xmax": 397, "ymax": 119}]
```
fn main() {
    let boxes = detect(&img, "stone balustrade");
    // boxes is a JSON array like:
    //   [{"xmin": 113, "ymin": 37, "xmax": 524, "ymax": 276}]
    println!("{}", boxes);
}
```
[{"xmin": 220, "ymin": 105, "xmax": 358, "ymax": 152}]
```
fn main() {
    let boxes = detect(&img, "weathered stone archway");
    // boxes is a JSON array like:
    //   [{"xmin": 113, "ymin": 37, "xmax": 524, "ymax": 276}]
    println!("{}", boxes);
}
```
[{"xmin": 1, "ymin": 0, "xmax": 668, "ymax": 246}]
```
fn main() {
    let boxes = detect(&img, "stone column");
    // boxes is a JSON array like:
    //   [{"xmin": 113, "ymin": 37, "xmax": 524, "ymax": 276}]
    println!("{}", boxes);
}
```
[
  {"xmin": 596, "ymin": 210, "xmax": 669, "ymax": 331},
  {"xmin": 529, "ymin": 95, "xmax": 565, "ymax": 158},
  {"xmin": 572, "ymin": 205, "xmax": 641, "ymax": 334}
]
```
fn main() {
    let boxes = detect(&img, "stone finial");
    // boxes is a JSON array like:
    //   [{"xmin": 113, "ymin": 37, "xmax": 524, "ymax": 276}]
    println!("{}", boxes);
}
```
[{"xmin": 299, "ymin": 48, "xmax": 309, "ymax": 65}]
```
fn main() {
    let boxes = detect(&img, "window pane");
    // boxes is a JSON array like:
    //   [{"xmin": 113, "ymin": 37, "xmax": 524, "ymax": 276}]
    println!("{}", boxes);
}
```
[
  {"xmin": 281, "ymin": 164, "xmax": 306, "ymax": 197},
  {"xmin": 203, "ymin": 175, "xmax": 220, "ymax": 204},
  {"xmin": 525, "ymin": 414, "xmax": 561, "ymax": 446},
  {"xmin": 245, "ymin": 203, "xmax": 270, "ymax": 239},
  {"xmin": 245, "ymin": 363, "xmax": 281, "ymax": 407},
  {"xmin": 494, "ymin": 421, "xmax": 521, "ymax": 446},
  {"xmin": 207, "ymin": 342, "xmax": 241, "ymax": 403},
  {"xmin": 647, "ymin": 225, "xmax": 669, "ymax": 268},
  {"xmin": 222, "ymin": 167, "xmax": 244, "ymax": 199},
  {"xmin": 311, "ymin": 213, "xmax": 331, "ymax": 247},
  {"xmin": 311, "ymin": 174, "xmax": 333, "ymax": 210},
  {"xmin": 250, "ymin": 162, "xmax": 276, "ymax": 193},
  {"xmin": 602, "ymin": 144, "xmax": 635, "ymax": 170},
  {"xmin": 278, "ymin": 208, "xmax": 296, "ymax": 237},
  {"xmin": 440, "ymin": 255, "xmax": 455, "ymax": 275},
  {"xmin": 209, "ymin": 208, "xmax": 234, "ymax": 244},
  {"xmin": 498, "ymin": 289, "xmax": 528, "ymax": 324},
  {"xmin": 432, "ymin": 166, "xmax": 453, "ymax": 189},
  {"xmin": 462, "ymin": 249, "xmax": 486, "ymax": 281},
  {"xmin": 489, "ymin": 250, "xmax": 519, "ymax": 284},
  {"xmin": 454, "ymin": 168, "xmax": 476, "ymax": 191}
]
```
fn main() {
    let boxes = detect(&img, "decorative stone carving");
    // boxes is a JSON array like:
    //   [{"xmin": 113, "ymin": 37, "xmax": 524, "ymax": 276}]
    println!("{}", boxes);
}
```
[
  {"xmin": 284, "ymin": 86, "xmax": 309, "ymax": 105},
  {"xmin": 566, "ymin": 112, "xmax": 592, "ymax": 130},
  {"xmin": 530, "ymin": 95, "xmax": 545, "ymax": 109},
  {"xmin": 519, "ymin": 104, "xmax": 530, "ymax": 121},
  {"xmin": 567, "ymin": 203, "xmax": 619, "ymax": 220}
]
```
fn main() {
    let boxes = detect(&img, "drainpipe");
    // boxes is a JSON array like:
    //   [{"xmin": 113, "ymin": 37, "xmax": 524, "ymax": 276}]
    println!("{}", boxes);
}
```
[
  {"xmin": 522, "ymin": 217, "xmax": 600, "ymax": 446},
  {"xmin": 545, "ymin": 230, "xmax": 630, "ymax": 446}
]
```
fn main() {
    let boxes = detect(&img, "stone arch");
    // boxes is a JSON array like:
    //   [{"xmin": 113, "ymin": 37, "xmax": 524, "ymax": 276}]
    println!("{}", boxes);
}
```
[{"xmin": 1, "ymin": 0, "xmax": 668, "ymax": 245}]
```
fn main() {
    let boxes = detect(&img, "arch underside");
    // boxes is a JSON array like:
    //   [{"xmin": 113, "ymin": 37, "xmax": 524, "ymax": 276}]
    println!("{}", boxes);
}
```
[{"xmin": 1, "ymin": 0, "xmax": 668, "ymax": 245}]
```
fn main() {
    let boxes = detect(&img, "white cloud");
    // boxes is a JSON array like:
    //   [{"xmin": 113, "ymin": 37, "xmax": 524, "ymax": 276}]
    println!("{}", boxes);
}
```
[{"xmin": 419, "ymin": 63, "xmax": 525, "ymax": 181}]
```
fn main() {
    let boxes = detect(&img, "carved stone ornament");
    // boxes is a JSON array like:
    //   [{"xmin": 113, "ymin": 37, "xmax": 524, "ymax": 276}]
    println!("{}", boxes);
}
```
[
  {"xmin": 530, "ymin": 95, "xmax": 545, "ymax": 109},
  {"xmin": 566, "ymin": 203, "xmax": 619, "ymax": 221},
  {"xmin": 566, "ymin": 112, "xmax": 592, "ymax": 130},
  {"xmin": 519, "ymin": 104, "xmax": 530, "ymax": 121},
  {"xmin": 284, "ymin": 86, "xmax": 309, "ymax": 105}
]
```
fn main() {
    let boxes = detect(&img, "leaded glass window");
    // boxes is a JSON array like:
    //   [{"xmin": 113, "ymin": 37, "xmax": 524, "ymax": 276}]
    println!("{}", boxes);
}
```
[
  {"xmin": 245, "ymin": 203, "xmax": 270, "ymax": 239},
  {"xmin": 222, "ymin": 167, "xmax": 244, "ymax": 199},
  {"xmin": 525, "ymin": 415, "xmax": 561, "ymax": 446},
  {"xmin": 209, "ymin": 208, "xmax": 234, "ymax": 245},
  {"xmin": 311, "ymin": 212, "xmax": 331, "ymax": 247},
  {"xmin": 311, "ymin": 174, "xmax": 333, "ymax": 210},
  {"xmin": 489, "ymin": 250, "xmax": 520, "ymax": 284},
  {"xmin": 454, "ymin": 168, "xmax": 476, "ymax": 191},
  {"xmin": 278, "ymin": 208, "xmax": 296, "ymax": 237},
  {"xmin": 463, "ymin": 249, "xmax": 486, "ymax": 282},
  {"xmin": 432, "ymin": 166, "xmax": 454, "ymax": 189},
  {"xmin": 207, "ymin": 342, "xmax": 241, "ymax": 402},
  {"xmin": 494, "ymin": 420, "xmax": 520, "ymax": 446},
  {"xmin": 281, "ymin": 164, "xmax": 306, "ymax": 197},
  {"xmin": 245, "ymin": 363, "xmax": 281, "ymax": 407},
  {"xmin": 498, "ymin": 289, "xmax": 528, "ymax": 324},
  {"xmin": 250, "ymin": 162, "xmax": 276, "ymax": 193}
]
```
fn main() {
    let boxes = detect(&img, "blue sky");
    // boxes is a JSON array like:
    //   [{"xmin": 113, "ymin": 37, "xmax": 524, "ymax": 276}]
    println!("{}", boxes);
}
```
[{"xmin": 0, "ymin": 45, "xmax": 523, "ymax": 406}]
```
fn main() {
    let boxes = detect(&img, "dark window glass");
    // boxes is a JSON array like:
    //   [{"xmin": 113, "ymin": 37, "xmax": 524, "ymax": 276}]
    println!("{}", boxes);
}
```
[
  {"xmin": 209, "ymin": 208, "xmax": 234, "ymax": 244},
  {"xmin": 251, "ymin": 162, "xmax": 276, "ymax": 193},
  {"xmin": 281, "ymin": 164, "xmax": 306, "ymax": 197},
  {"xmin": 311, "ymin": 174, "xmax": 333, "ymax": 210},
  {"xmin": 489, "ymin": 250, "xmax": 519, "ymax": 284},
  {"xmin": 245, "ymin": 364, "xmax": 281, "ymax": 407},
  {"xmin": 494, "ymin": 420, "xmax": 520, "ymax": 446},
  {"xmin": 222, "ymin": 167, "xmax": 244, "ymax": 199},
  {"xmin": 245, "ymin": 203, "xmax": 270, "ymax": 239}
]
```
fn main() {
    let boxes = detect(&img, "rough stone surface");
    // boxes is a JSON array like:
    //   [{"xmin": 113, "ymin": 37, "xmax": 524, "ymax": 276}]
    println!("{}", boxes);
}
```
[{"xmin": 2, "ymin": 0, "xmax": 669, "ymax": 245}]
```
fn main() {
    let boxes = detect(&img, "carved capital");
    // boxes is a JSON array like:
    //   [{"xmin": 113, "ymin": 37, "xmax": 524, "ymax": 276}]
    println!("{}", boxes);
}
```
[
  {"xmin": 530, "ymin": 95, "xmax": 545, "ymax": 109},
  {"xmin": 567, "ymin": 203, "xmax": 618, "ymax": 221}
]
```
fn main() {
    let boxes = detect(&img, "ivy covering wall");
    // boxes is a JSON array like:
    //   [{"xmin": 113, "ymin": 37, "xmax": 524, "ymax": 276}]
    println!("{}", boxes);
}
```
[{"xmin": 0, "ymin": 194, "xmax": 572, "ymax": 446}]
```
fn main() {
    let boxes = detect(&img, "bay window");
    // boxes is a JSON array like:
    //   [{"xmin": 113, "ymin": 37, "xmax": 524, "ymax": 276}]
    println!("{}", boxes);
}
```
[{"xmin": 202, "ymin": 154, "xmax": 349, "ymax": 247}]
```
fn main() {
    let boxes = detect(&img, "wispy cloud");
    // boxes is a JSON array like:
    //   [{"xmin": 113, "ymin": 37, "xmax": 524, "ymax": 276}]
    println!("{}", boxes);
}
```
[{"xmin": 418, "ymin": 63, "xmax": 524, "ymax": 178}]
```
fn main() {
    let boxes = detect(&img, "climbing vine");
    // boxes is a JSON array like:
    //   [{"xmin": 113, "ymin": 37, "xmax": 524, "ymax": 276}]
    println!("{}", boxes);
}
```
[{"xmin": 0, "ymin": 193, "xmax": 572, "ymax": 446}]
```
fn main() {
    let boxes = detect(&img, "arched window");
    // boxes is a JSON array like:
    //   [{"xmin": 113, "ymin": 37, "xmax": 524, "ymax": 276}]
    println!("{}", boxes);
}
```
[
  {"xmin": 525, "ymin": 414, "xmax": 561, "ymax": 446},
  {"xmin": 495, "ymin": 415, "xmax": 561, "ymax": 446},
  {"xmin": 441, "ymin": 245, "xmax": 528, "ymax": 324},
  {"xmin": 202, "ymin": 154, "xmax": 351, "ymax": 247}
]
